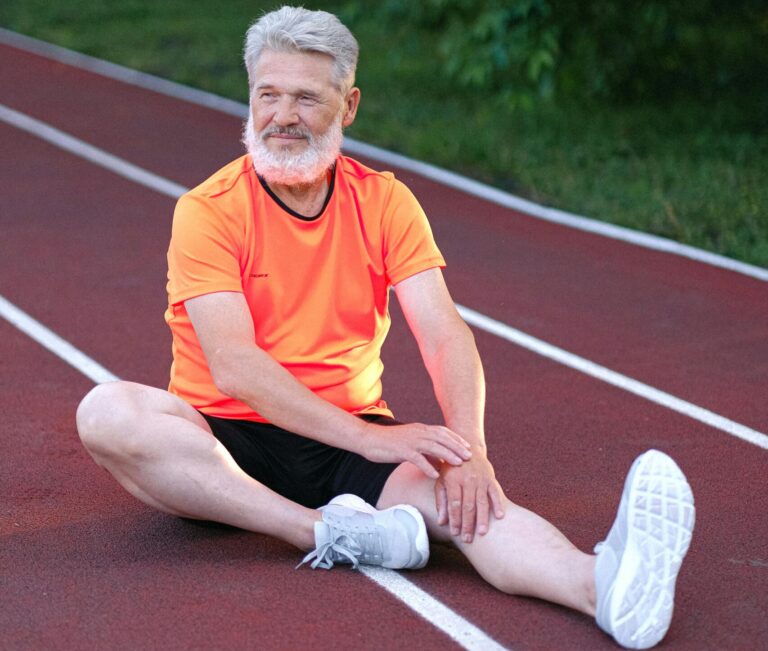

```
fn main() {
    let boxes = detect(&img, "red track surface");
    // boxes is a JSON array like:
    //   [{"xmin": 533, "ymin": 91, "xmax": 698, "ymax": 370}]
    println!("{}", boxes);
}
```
[{"xmin": 2, "ymin": 42, "xmax": 767, "ymax": 649}]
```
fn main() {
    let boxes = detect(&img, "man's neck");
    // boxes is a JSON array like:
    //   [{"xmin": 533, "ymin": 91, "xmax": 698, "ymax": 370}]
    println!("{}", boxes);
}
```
[{"xmin": 265, "ymin": 172, "xmax": 331, "ymax": 218}]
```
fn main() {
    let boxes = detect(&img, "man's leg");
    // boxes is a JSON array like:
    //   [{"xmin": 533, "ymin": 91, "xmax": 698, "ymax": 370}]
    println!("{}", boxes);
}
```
[
  {"xmin": 76, "ymin": 380, "xmax": 320, "ymax": 550},
  {"xmin": 377, "ymin": 462, "xmax": 596, "ymax": 615}
]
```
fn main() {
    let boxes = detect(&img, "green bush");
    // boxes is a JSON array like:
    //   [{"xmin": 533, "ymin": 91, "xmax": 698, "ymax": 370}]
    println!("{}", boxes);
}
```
[
  {"xmin": 374, "ymin": 0, "xmax": 768, "ymax": 111},
  {"xmin": 373, "ymin": 0, "xmax": 559, "ymax": 109},
  {"xmin": 555, "ymin": 0, "xmax": 768, "ymax": 105}
]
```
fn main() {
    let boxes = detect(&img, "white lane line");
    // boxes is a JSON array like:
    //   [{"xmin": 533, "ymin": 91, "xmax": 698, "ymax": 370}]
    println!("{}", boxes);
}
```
[
  {"xmin": 2, "ymin": 103, "xmax": 766, "ymax": 453},
  {"xmin": 0, "ymin": 104, "xmax": 185, "ymax": 199},
  {"xmin": 0, "ymin": 27, "xmax": 248, "ymax": 119},
  {"xmin": 361, "ymin": 567, "xmax": 507, "ymax": 651},
  {"xmin": 0, "ymin": 295, "xmax": 117, "ymax": 384},
  {"xmin": 0, "ymin": 292, "xmax": 509, "ymax": 651},
  {"xmin": 1, "ymin": 26, "xmax": 766, "ymax": 283},
  {"xmin": 457, "ymin": 306, "xmax": 768, "ymax": 451}
]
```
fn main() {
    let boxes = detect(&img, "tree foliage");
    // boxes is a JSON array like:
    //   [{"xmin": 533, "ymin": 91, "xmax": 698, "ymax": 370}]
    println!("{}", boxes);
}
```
[{"xmin": 374, "ymin": 0, "xmax": 768, "ymax": 108}]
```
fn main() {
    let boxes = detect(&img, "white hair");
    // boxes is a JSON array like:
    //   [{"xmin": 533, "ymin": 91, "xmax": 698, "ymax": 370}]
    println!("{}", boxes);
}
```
[{"xmin": 244, "ymin": 6, "xmax": 359, "ymax": 95}]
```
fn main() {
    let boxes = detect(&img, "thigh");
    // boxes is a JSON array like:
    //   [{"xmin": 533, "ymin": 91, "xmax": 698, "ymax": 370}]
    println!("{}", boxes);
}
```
[
  {"xmin": 127, "ymin": 382, "xmax": 212, "ymax": 427},
  {"xmin": 77, "ymin": 380, "xmax": 213, "ymax": 435}
]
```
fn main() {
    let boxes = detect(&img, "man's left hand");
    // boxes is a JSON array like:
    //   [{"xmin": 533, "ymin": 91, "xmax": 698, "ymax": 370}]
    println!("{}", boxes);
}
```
[{"xmin": 435, "ymin": 448, "xmax": 506, "ymax": 543}]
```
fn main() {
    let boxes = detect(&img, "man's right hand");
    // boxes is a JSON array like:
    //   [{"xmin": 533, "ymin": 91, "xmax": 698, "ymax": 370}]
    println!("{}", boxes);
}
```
[{"xmin": 358, "ymin": 422, "xmax": 473, "ymax": 479}]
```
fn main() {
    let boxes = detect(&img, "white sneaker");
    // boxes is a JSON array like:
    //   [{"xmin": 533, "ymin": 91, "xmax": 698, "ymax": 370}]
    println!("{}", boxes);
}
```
[
  {"xmin": 594, "ymin": 449, "xmax": 695, "ymax": 649},
  {"xmin": 298, "ymin": 494, "xmax": 429, "ymax": 570}
]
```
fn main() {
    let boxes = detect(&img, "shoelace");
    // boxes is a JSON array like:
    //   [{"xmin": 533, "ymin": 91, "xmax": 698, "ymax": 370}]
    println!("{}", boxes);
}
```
[
  {"xmin": 297, "ymin": 534, "xmax": 363, "ymax": 570},
  {"xmin": 297, "ymin": 524, "xmax": 385, "ymax": 570}
]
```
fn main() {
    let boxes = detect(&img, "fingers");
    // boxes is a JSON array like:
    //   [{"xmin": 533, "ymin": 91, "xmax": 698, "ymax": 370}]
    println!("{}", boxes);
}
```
[
  {"xmin": 489, "ymin": 481, "xmax": 506, "ymax": 520},
  {"xmin": 460, "ymin": 481, "xmax": 477, "ymax": 543},
  {"xmin": 447, "ymin": 482, "xmax": 463, "ymax": 538},
  {"xmin": 400, "ymin": 425, "xmax": 472, "ymax": 475},
  {"xmin": 447, "ymin": 477, "xmax": 507, "ymax": 542},
  {"xmin": 408, "ymin": 450, "xmax": 441, "ymax": 479},
  {"xmin": 417, "ymin": 436, "xmax": 471, "ymax": 466},
  {"xmin": 475, "ymin": 489, "xmax": 490, "ymax": 536},
  {"xmin": 435, "ymin": 481, "xmax": 448, "ymax": 525},
  {"xmin": 421, "ymin": 426, "xmax": 472, "ymax": 465},
  {"xmin": 431, "ymin": 456, "xmax": 507, "ymax": 544}
]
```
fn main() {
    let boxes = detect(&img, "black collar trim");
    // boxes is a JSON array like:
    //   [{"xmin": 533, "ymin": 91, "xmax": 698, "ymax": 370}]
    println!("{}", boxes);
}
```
[{"xmin": 258, "ymin": 164, "xmax": 336, "ymax": 222}]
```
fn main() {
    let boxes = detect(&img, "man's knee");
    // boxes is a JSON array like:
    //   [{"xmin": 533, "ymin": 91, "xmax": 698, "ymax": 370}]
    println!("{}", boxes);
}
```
[
  {"xmin": 379, "ymin": 463, "xmax": 436, "ymax": 512},
  {"xmin": 76, "ymin": 381, "xmax": 142, "ymax": 461}
]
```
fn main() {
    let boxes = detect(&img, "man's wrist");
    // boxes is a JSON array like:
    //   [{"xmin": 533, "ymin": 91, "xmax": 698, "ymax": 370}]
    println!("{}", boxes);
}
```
[
  {"xmin": 447, "ymin": 428, "xmax": 486, "ymax": 455},
  {"xmin": 470, "ymin": 441, "xmax": 488, "ymax": 456},
  {"xmin": 346, "ymin": 415, "xmax": 374, "ymax": 454}
]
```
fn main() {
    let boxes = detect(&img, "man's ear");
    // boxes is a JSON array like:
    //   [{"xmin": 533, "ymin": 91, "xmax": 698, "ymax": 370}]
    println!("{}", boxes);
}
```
[{"xmin": 342, "ymin": 87, "xmax": 361, "ymax": 128}]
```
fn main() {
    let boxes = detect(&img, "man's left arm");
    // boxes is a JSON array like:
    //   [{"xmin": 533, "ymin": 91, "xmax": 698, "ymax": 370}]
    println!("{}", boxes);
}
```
[{"xmin": 394, "ymin": 267, "xmax": 506, "ymax": 543}]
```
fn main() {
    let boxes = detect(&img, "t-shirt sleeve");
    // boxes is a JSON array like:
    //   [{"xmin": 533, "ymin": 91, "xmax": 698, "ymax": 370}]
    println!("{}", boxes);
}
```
[
  {"xmin": 382, "ymin": 179, "xmax": 446, "ymax": 286},
  {"xmin": 166, "ymin": 193, "xmax": 244, "ymax": 306}
]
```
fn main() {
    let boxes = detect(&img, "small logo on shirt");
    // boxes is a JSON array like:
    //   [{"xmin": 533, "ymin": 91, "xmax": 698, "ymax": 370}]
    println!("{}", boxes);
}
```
[{"xmin": 249, "ymin": 273, "xmax": 269, "ymax": 278}]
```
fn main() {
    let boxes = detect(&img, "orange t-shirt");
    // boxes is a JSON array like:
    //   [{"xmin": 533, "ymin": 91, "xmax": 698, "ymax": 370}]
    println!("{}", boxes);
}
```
[{"xmin": 165, "ymin": 154, "xmax": 445, "ymax": 422}]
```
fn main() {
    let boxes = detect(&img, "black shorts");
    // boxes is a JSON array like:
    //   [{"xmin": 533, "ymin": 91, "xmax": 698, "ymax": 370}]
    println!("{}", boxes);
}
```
[{"xmin": 201, "ymin": 413, "xmax": 400, "ymax": 509}]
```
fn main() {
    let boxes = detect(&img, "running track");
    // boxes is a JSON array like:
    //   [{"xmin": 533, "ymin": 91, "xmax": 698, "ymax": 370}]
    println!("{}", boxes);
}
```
[{"xmin": 1, "ymin": 32, "xmax": 767, "ymax": 650}]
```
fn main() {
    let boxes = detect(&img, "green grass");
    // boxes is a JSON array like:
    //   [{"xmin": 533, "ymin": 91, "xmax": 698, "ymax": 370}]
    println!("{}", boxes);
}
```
[{"xmin": 2, "ymin": 0, "xmax": 766, "ymax": 267}]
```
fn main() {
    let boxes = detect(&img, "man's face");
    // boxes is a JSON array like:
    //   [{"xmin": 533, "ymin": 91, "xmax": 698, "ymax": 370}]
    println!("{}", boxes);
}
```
[{"xmin": 244, "ymin": 49, "xmax": 359, "ymax": 185}]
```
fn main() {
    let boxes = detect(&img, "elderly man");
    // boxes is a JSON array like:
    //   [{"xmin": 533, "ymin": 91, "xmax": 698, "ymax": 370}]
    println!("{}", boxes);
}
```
[{"xmin": 76, "ymin": 6, "xmax": 694, "ymax": 649}]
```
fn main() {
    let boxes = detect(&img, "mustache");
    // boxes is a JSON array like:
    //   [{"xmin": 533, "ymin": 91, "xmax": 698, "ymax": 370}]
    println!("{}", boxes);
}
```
[{"xmin": 261, "ymin": 126, "xmax": 312, "ymax": 140}]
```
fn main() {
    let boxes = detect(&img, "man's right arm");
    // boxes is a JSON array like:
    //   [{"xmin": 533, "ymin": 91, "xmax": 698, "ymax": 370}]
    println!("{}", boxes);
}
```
[{"xmin": 185, "ymin": 291, "xmax": 472, "ymax": 478}]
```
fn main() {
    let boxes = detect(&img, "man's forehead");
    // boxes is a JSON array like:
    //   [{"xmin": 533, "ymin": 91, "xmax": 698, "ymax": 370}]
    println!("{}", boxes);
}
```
[{"xmin": 254, "ymin": 49, "xmax": 337, "ymax": 90}]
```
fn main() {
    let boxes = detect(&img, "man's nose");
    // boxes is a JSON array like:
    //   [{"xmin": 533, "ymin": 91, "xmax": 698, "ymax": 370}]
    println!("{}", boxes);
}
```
[{"xmin": 272, "ymin": 96, "xmax": 299, "ymax": 126}]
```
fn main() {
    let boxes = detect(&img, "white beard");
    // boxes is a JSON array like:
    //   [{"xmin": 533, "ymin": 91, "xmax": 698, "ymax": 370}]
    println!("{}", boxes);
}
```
[{"xmin": 242, "ymin": 111, "xmax": 343, "ymax": 186}]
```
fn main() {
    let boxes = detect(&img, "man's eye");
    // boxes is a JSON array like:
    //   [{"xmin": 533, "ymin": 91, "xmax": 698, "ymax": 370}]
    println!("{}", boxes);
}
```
[{"xmin": 299, "ymin": 96, "xmax": 317, "ymax": 105}]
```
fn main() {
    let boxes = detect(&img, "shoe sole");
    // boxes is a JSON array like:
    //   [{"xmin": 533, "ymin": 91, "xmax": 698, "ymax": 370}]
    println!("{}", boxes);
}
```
[{"xmin": 603, "ymin": 450, "xmax": 695, "ymax": 649}]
